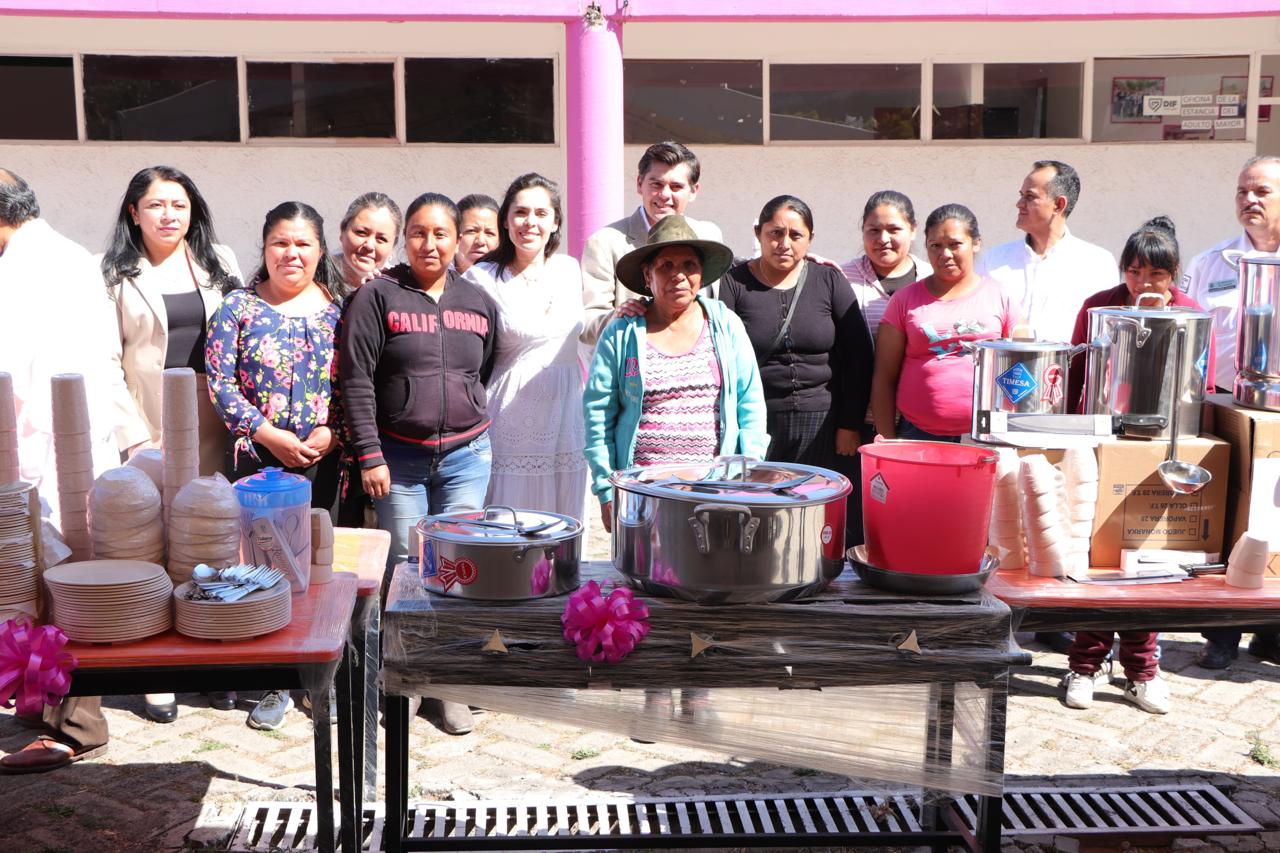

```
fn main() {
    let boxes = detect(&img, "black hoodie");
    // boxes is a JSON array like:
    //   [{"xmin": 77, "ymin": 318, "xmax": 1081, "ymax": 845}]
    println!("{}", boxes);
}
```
[{"xmin": 338, "ymin": 264, "xmax": 499, "ymax": 468}]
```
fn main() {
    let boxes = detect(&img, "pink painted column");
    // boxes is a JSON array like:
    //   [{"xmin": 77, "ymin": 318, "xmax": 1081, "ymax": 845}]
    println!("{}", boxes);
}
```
[{"xmin": 564, "ymin": 8, "xmax": 624, "ymax": 257}]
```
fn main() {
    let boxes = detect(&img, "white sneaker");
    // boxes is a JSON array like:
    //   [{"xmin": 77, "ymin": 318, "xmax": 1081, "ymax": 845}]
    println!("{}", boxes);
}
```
[
  {"xmin": 1062, "ymin": 670, "xmax": 1107, "ymax": 709},
  {"xmin": 1123, "ymin": 675, "xmax": 1171, "ymax": 714}
]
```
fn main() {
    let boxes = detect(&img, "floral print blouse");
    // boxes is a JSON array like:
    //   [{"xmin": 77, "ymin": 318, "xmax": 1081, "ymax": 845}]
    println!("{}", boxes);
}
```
[{"xmin": 205, "ymin": 288, "xmax": 341, "ymax": 453}]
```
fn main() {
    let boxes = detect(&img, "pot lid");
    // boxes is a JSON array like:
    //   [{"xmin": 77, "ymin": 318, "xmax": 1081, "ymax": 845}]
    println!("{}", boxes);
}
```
[
  {"xmin": 417, "ymin": 507, "xmax": 581, "ymax": 544},
  {"xmin": 971, "ymin": 338, "xmax": 1073, "ymax": 352},
  {"xmin": 1088, "ymin": 305, "xmax": 1212, "ymax": 322},
  {"xmin": 610, "ymin": 457, "xmax": 851, "ymax": 505}
]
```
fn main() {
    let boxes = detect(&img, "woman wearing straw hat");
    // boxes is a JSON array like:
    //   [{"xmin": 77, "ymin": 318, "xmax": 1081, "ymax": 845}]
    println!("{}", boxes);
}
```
[{"xmin": 583, "ymin": 214, "xmax": 769, "ymax": 529}]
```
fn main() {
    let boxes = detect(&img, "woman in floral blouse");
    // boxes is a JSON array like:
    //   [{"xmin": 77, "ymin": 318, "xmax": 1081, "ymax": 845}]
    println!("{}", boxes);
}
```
[{"xmin": 205, "ymin": 201, "xmax": 349, "ymax": 507}]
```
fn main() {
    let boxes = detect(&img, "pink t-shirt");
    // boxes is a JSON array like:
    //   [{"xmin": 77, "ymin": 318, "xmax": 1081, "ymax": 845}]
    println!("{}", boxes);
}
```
[{"xmin": 883, "ymin": 278, "xmax": 1018, "ymax": 436}]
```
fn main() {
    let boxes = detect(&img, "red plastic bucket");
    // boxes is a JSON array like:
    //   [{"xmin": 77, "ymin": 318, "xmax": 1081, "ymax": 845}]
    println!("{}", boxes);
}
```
[{"xmin": 858, "ymin": 440, "xmax": 998, "ymax": 575}]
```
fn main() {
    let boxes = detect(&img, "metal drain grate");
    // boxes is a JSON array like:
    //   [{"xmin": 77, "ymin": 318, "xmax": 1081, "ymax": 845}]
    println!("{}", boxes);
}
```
[{"xmin": 230, "ymin": 784, "xmax": 1261, "ymax": 851}]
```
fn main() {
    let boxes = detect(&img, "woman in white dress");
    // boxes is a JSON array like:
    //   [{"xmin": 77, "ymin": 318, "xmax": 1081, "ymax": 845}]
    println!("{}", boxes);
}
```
[{"xmin": 463, "ymin": 173, "xmax": 587, "ymax": 521}]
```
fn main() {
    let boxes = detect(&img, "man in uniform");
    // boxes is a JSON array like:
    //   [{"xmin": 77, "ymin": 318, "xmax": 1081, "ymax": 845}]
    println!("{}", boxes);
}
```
[{"xmin": 1184, "ymin": 155, "xmax": 1280, "ymax": 670}]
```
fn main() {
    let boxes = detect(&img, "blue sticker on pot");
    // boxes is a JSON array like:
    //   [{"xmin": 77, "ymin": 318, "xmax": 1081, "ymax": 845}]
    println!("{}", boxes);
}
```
[
  {"xmin": 995, "ymin": 362, "xmax": 1037, "ymax": 405},
  {"xmin": 421, "ymin": 539, "xmax": 437, "ymax": 579}
]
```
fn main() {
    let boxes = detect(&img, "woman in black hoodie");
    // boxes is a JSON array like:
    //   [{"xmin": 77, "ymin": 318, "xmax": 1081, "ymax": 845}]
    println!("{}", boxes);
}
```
[{"xmin": 338, "ymin": 193, "xmax": 499, "ymax": 734}]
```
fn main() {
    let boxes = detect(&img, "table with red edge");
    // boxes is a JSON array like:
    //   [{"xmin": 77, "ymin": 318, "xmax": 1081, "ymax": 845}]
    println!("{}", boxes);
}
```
[
  {"xmin": 61, "ymin": 527, "xmax": 388, "ymax": 853},
  {"xmin": 985, "ymin": 568, "xmax": 1280, "ymax": 633}
]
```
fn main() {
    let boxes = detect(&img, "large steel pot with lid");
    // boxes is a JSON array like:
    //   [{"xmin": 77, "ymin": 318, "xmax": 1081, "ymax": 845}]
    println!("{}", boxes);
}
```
[
  {"xmin": 1224, "ymin": 252, "xmax": 1280, "ymax": 411},
  {"xmin": 967, "ymin": 339, "xmax": 1084, "ymax": 442},
  {"xmin": 416, "ymin": 506, "xmax": 581, "ymax": 600},
  {"xmin": 609, "ymin": 455, "xmax": 850, "ymax": 603},
  {"xmin": 1084, "ymin": 305, "xmax": 1213, "ymax": 439}
]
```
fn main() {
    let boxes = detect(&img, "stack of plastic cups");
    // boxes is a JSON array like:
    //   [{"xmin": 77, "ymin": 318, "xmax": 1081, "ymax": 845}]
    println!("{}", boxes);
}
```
[
  {"xmin": 310, "ymin": 508, "xmax": 334, "ymax": 585},
  {"xmin": 162, "ymin": 368, "xmax": 200, "ymax": 527},
  {"xmin": 1226, "ymin": 531, "xmax": 1271, "ymax": 589},
  {"xmin": 0, "ymin": 373, "xmax": 18, "ymax": 483},
  {"xmin": 51, "ymin": 373, "xmax": 94, "ymax": 560}
]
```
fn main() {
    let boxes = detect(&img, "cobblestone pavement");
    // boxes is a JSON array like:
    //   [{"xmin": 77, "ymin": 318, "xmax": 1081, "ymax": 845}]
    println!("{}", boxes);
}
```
[{"xmin": 3, "ymin": 518, "xmax": 1279, "ymax": 852}]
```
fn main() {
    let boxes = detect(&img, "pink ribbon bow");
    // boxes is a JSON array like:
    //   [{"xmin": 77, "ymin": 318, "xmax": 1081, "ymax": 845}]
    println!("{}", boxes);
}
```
[
  {"xmin": 561, "ymin": 580, "xmax": 650, "ymax": 663},
  {"xmin": 0, "ymin": 618, "xmax": 77, "ymax": 717}
]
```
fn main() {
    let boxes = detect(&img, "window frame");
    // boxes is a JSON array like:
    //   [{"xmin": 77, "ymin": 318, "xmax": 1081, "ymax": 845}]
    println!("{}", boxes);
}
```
[
  {"xmin": 401, "ymin": 54, "xmax": 560, "ymax": 147},
  {"xmin": 241, "ymin": 55, "xmax": 400, "ymax": 145}
]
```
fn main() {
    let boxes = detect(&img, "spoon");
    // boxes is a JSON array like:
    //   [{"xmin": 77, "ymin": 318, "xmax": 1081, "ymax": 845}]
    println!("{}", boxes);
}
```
[{"xmin": 1157, "ymin": 325, "xmax": 1212, "ymax": 495}]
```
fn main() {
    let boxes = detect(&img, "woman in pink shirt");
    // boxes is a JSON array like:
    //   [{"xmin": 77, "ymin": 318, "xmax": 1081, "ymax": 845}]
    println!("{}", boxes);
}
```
[{"xmin": 871, "ymin": 204, "xmax": 1021, "ymax": 441}]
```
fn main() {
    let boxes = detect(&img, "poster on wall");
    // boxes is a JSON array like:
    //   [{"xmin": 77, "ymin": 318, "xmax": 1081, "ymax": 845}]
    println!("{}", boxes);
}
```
[
  {"xmin": 1221, "ymin": 75, "xmax": 1274, "ymax": 122},
  {"xmin": 1111, "ymin": 77, "xmax": 1164, "ymax": 123}
]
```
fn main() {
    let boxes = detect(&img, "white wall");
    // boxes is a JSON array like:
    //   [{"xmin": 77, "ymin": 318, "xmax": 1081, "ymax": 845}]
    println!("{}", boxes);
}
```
[
  {"xmin": 647, "ymin": 142, "xmax": 1254, "ymax": 268},
  {"xmin": 5, "ymin": 144, "xmax": 566, "ymax": 276}
]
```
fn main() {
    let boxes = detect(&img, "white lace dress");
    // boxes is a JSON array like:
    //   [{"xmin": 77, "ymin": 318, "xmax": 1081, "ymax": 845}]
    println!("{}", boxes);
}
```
[{"xmin": 464, "ymin": 255, "xmax": 588, "ymax": 524}]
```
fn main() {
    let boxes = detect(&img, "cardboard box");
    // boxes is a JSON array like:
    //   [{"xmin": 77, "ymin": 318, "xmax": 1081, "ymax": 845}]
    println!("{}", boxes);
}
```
[
  {"xmin": 1204, "ymin": 394, "xmax": 1280, "ymax": 574},
  {"xmin": 1089, "ymin": 435, "xmax": 1229, "ymax": 567}
]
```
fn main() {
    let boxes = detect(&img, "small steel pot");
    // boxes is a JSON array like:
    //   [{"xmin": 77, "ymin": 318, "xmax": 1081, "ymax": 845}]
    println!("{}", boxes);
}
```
[
  {"xmin": 610, "ymin": 456, "xmax": 850, "ymax": 603},
  {"xmin": 966, "ymin": 339, "xmax": 1084, "ymax": 443},
  {"xmin": 416, "ymin": 506, "xmax": 581, "ymax": 600}
]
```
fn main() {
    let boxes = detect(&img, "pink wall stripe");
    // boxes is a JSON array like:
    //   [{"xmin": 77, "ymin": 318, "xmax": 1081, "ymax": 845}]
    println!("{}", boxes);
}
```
[{"xmin": 0, "ymin": 0, "xmax": 1275, "ymax": 20}]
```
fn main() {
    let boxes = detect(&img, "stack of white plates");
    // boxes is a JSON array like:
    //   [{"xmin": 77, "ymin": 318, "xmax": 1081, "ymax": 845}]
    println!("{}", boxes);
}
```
[
  {"xmin": 0, "ymin": 482, "xmax": 39, "ymax": 618},
  {"xmin": 45, "ymin": 560, "xmax": 173, "ymax": 644},
  {"xmin": 173, "ymin": 579, "xmax": 291, "ymax": 641}
]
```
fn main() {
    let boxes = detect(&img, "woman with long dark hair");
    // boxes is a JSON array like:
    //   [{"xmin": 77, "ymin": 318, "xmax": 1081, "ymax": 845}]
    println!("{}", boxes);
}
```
[
  {"xmin": 101, "ymin": 165, "xmax": 242, "ymax": 476},
  {"xmin": 462, "ymin": 173, "xmax": 586, "ymax": 520}
]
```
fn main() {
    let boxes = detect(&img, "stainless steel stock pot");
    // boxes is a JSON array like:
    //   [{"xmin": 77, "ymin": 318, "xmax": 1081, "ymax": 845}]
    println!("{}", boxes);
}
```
[
  {"xmin": 416, "ymin": 506, "xmax": 581, "ymax": 600},
  {"xmin": 968, "ymin": 339, "xmax": 1082, "ymax": 442},
  {"xmin": 608, "ymin": 456, "xmax": 850, "ymax": 603}
]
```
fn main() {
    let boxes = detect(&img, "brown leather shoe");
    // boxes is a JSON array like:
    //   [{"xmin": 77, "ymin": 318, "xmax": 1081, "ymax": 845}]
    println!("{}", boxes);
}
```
[{"xmin": 0, "ymin": 736, "xmax": 107, "ymax": 775}]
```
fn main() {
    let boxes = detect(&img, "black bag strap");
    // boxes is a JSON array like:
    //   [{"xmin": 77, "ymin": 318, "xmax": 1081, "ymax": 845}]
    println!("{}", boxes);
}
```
[{"xmin": 764, "ymin": 261, "xmax": 811, "ymax": 357}]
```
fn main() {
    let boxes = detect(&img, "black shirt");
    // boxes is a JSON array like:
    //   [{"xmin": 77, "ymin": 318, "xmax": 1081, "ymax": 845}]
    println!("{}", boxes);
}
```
[
  {"xmin": 161, "ymin": 289, "xmax": 207, "ymax": 372},
  {"xmin": 717, "ymin": 260, "xmax": 873, "ymax": 428}
]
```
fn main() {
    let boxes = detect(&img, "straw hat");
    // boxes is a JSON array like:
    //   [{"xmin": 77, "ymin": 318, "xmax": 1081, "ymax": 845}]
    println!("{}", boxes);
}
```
[{"xmin": 614, "ymin": 215, "xmax": 735, "ymax": 296}]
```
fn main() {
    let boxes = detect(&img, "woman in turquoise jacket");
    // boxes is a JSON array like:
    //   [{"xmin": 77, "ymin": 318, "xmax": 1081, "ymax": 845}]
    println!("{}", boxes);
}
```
[{"xmin": 583, "ymin": 215, "xmax": 769, "ymax": 533}]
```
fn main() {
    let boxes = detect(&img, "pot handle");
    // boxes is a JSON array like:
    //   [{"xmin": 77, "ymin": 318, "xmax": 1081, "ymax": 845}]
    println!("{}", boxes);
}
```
[
  {"xmin": 689, "ymin": 503, "xmax": 760, "ymax": 555},
  {"xmin": 715, "ymin": 455, "xmax": 752, "ymax": 482},
  {"xmin": 483, "ymin": 505, "xmax": 521, "ymax": 528},
  {"xmin": 1221, "ymin": 249, "xmax": 1245, "ymax": 271}
]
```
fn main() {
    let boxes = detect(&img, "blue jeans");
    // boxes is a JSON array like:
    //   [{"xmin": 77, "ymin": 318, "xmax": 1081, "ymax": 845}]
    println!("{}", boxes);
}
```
[
  {"xmin": 896, "ymin": 417, "xmax": 962, "ymax": 443},
  {"xmin": 374, "ymin": 433, "xmax": 492, "ymax": 569}
]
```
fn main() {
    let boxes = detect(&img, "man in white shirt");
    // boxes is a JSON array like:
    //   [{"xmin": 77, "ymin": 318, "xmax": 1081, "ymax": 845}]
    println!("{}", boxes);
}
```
[
  {"xmin": 580, "ymin": 141, "xmax": 724, "ymax": 343},
  {"xmin": 0, "ymin": 169, "xmax": 117, "ymax": 775},
  {"xmin": 978, "ymin": 160, "xmax": 1118, "ymax": 343},
  {"xmin": 1184, "ymin": 155, "xmax": 1280, "ymax": 671}
]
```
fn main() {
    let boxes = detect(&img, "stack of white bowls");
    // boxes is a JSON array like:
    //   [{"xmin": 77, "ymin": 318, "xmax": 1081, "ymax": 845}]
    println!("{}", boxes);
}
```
[
  {"xmin": 0, "ymin": 481, "xmax": 40, "ymax": 620},
  {"xmin": 167, "ymin": 474, "xmax": 240, "ymax": 584},
  {"xmin": 89, "ymin": 467, "xmax": 164, "ymax": 564}
]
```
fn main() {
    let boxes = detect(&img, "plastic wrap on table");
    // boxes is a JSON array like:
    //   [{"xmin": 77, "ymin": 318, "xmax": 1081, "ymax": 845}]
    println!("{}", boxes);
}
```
[{"xmin": 383, "ymin": 560, "xmax": 1021, "ymax": 798}]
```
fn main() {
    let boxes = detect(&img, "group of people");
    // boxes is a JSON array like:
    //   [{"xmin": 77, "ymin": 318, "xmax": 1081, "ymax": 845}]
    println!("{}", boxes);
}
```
[{"xmin": 2, "ymin": 142, "xmax": 1278, "ymax": 774}]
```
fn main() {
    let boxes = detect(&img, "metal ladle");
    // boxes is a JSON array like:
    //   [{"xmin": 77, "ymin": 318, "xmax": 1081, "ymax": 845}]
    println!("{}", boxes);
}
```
[{"xmin": 1157, "ymin": 325, "xmax": 1212, "ymax": 495}]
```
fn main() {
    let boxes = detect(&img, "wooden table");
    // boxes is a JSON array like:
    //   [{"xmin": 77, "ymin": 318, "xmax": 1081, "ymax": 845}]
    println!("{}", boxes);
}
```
[
  {"xmin": 381, "ymin": 561, "xmax": 1029, "ymax": 853},
  {"xmin": 986, "ymin": 569, "xmax": 1280, "ymax": 633},
  {"xmin": 66, "ymin": 528, "xmax": 388, "ymax": 853}
]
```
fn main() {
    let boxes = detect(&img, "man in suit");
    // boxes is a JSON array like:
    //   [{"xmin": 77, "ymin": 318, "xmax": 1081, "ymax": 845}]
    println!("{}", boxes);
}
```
[{"xmin": 581, "ymin": 141, "xmax": 724, "ymax": 343}]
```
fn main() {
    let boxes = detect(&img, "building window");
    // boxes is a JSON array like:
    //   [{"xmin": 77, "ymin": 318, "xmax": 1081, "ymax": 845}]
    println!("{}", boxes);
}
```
[
  {"xmin": 404, "ymin": 58, "xmax": 554, "ymax": 144},
  {"xmin": 624, "ymin": 60, "xmax": 763, "ymax": 145},
  {"xmin": 934, "ymin": 62, "xmax": 1083, "ymax": 140},
  {"xmin": 83, "ymin": 55, "xmax": 238, "ymax": 142},
  {"xmin": 1092, "ymin": 56, "xmax": 1249, "ymax": 143},
  {"xmin": 0, "ymin": 56, "xmax": 77, "ymax": 140},
  {"xmin": 770, "ymin": 64, "xmax": 920, "ymax": 141},
  {"xmin": 247, "ymin": 62, "xmax": 395, "ymax": 139}
]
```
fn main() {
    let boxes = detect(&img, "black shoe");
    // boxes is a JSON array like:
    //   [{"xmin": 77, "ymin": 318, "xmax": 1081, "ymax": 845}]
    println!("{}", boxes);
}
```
[
  {"xmin": 144, "ymin": 698, "xmax": 178, "ymax": 724},
  {"xmin": 1197, "ymin": 640, "xmax": 1239, "ymax": 669},
  {"xmin": 1034, "ymin": 631, "xmax": 1075, "ymax": 654},
  {"xmin": 1248, "ymin": 635, "xmax": 1280, "ymax": 664},
  {"xmin": 207, "ymin": 691, "xmax": 237, "ymax": 711}
]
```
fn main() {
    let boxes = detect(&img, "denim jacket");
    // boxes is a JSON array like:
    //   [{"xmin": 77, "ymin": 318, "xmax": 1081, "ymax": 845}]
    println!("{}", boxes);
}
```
[{"xmin": 583, "ymin": 295, "xmax": 769, "ymax": 504}]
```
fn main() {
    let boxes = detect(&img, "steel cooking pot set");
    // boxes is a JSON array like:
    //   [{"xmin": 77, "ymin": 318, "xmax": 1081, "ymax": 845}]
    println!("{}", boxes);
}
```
[
  {"xmin": 1226, "ymin": 253, "xmax": 1280, "ymax": 412},
  {"xmin": 413, "ymin": 457, "xmax": 859, "ymax": 604}
]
